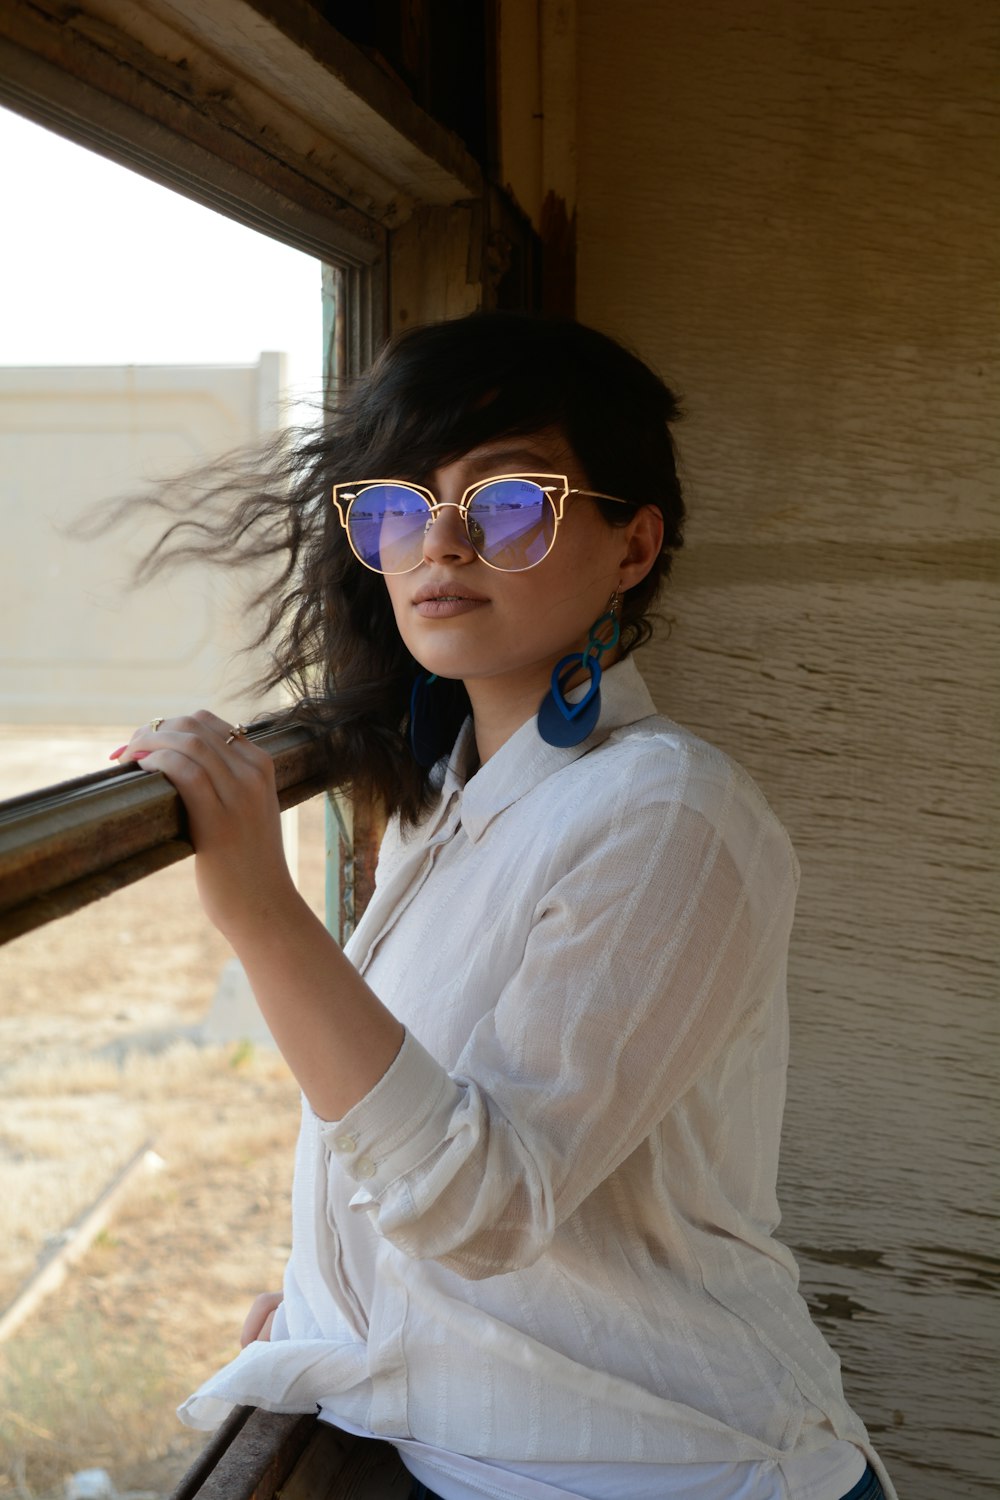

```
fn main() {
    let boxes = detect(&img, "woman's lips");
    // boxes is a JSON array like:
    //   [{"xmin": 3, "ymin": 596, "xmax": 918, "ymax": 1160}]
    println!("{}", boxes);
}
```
[
  {"xmin": 413, "ymin": 595, "xmax": 489, "ymax": 619},
  {"xmin": 412, "ymin": 582, "xmax": 489, "ymax": 618}
]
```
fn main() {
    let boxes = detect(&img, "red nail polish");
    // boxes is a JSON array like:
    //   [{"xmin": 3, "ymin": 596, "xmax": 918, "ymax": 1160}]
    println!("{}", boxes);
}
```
[
  {"xmin": 132, "ymin": 751, "xmax": 151, "ymax": 760},
  {"xmin": 109, "ymin": 745, "xmax": 127, "ymax": 760}
]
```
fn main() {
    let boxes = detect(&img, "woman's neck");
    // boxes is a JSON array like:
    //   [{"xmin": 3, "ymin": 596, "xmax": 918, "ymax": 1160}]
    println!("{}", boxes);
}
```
[{"xmin": 465, "ymin": 668, "xmax": 552, "ymax": 764}]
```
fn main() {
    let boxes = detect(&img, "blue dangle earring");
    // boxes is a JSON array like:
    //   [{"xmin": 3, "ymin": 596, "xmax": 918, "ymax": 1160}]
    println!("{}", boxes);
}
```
[{"xmin": 536, "ymin": 590, "xmax": 622, "ymax": 748}]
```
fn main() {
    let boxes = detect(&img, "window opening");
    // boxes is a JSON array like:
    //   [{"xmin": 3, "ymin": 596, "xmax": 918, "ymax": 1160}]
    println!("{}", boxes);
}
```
[{"xmin": 0, "ymin": 105, "xmax": 338, "ymax": 1495}]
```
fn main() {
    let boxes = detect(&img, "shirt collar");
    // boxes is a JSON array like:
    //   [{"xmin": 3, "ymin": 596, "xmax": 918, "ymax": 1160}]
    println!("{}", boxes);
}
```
[{"xmin": 441, "ymin": 655, "xmax": 656, "ymax": 844}]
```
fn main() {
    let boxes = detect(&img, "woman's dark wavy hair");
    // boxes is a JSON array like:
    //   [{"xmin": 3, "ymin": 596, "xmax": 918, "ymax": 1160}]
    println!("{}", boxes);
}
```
[{"xmin": 125, "ymin": 311, "xmax": 685, "ymax": 825}]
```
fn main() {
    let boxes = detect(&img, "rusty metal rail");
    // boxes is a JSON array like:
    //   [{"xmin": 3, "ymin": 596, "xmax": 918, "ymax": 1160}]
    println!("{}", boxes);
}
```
[{"xmin": 0, "ymin": 722, "xmax": 330, "ymax": 945}]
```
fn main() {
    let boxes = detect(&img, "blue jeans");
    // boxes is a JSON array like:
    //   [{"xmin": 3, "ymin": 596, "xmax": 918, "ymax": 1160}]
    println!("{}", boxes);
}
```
[
  {"xmin": 408, "ymin": 1466, "xmax": 886, "ymax": 1500},
  {"xmin": 840, "ymin": 1466, "xmax": 886, "ymax": 1500}
]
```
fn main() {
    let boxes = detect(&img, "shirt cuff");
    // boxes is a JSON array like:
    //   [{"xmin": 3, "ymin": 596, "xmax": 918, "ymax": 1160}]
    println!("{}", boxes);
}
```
[{"xmin": 314, "ymin": 1028, "xmax": 464, "ymax": 1201}]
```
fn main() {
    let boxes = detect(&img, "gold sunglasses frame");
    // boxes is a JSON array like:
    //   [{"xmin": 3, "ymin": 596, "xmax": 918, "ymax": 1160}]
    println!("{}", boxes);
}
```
[{"xmin": 331, "ymin": 472, "xmax": 635, "ymax": 575}]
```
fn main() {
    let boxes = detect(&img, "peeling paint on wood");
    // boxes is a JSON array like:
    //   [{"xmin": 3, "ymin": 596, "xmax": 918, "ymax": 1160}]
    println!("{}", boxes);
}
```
[
  {"xmin": 390, "ymin": 203, "xmax": 483, "ymax": 330},
  {"xmin": 0, "ymin": 0, "xmax": 480, "ymax": 233}
]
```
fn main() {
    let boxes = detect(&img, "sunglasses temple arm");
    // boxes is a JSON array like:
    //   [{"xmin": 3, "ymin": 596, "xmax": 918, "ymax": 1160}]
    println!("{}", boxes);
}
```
[{"xmin": 573, "ymin": 488, "xmax": 636, "ymax": 507}]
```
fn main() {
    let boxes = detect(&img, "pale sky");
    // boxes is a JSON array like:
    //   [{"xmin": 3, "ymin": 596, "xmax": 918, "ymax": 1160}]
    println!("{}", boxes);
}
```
[{"xmin": 0, "ymin": 105, "xmax": 324, "ymax": 408}]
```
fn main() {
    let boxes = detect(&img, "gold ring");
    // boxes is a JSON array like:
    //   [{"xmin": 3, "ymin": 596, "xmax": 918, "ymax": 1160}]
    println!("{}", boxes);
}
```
[
  {"xmin": 149, "ymin": 717, "xmax": 165, "ymax": 731},
  {"xmin": 224, "ymin": 723, "xmax": 249, "ymax": 745}
]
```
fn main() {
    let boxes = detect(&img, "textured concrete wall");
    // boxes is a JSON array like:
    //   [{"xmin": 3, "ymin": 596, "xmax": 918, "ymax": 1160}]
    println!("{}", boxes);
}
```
[{"xmin": 576, "ymin": 2, "xmax": 998, "ymax": 1493}]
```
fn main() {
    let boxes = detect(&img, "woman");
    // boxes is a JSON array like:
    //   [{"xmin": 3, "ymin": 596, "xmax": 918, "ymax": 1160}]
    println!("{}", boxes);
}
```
[{"xmin": 114, "ymin": 314, "xmax": 895, "ymax": 1499}]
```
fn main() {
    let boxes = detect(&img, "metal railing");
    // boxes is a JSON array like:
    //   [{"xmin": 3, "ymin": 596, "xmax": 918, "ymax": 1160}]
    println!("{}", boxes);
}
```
[{"xmin": 0, "ymin": 722, "xmax": 330, "ymax": 945}]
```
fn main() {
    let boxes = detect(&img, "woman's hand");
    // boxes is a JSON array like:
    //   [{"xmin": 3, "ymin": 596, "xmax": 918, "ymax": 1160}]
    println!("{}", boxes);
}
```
[
  {"xmin": 240, "ymin": 1290, "xmax": 283, "ymax": 1348},
  {"xmin": 113, "ymin": 711, "xmax": 299, "ymax": 942},
  {"xmin": 113, "ymin": 712, "xmax": 405, "ymax": 1123}
]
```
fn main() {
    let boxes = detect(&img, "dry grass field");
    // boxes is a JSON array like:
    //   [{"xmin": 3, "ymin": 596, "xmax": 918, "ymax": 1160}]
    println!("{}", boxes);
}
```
[{"xmin": 0, "ymin": 727, "xmax": 326, "ymax": 1497}]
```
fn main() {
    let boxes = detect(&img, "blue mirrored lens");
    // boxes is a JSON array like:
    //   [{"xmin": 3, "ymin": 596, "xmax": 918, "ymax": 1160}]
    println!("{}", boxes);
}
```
[
  {"xmin": 468, "ymin": 479, "xmax": 554, "ymax": 570},
  {"xmin": 348, "ymin": 484, "xmax": 430, "ymax": 573}
]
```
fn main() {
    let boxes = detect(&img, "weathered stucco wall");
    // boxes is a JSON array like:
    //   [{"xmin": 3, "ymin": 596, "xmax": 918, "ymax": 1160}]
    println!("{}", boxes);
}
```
[
  {"xmin": 0, "ymin": 357, "xmax": 285, "ymax": 722},
  {"xmin": 576, "ymin": 2, "xmax": 998, "ymax": 1493}
]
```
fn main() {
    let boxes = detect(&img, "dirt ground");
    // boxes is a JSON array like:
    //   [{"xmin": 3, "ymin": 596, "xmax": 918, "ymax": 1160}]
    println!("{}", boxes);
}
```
[{"xmin": 0, "ymin": 727, "xmax": 328, "ymax": 1498}]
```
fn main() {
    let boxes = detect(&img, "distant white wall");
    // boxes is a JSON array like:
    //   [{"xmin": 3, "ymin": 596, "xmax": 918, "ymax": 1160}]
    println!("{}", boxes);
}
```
[{"xmin": 0, "ymin": 354, "xmax": 285, "ymax": 723}]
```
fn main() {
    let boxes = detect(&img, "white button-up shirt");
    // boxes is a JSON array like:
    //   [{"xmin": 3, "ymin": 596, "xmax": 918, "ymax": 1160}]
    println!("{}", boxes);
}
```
[{"xmin": 181, "ymin": 658, "xmax": 894, "ymax": 1500}]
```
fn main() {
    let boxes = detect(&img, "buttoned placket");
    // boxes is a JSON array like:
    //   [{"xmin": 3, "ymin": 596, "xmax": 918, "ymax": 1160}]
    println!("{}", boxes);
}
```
[
  {"xmin": 344, "ymin": 779, "xmax": 464, "ymax": 961},
  {"xmin": 330, "ymin": 787, "xmax": 466, "ymax": 1189}
]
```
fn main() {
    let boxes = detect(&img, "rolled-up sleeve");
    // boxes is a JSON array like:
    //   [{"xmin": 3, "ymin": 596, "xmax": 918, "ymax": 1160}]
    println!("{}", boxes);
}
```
[
  {"xmin": 321, "ymin": 751, "xmax": 798, "ymax": 1279},
  {"xmin": 315, "ymin": 1030, "xmax": 464, "ymax": 1195}
]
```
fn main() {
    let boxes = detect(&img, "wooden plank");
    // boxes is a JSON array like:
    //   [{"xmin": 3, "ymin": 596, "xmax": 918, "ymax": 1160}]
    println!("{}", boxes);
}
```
[
  {"xmin": 169, "ymin": 1413, "xmax": 410, "ymax": 1500},
  {"xmin": 0, "ymin": 0, "xmax": 481, "ymax": 241},
  {"xmin": 170, "ymin": 1406, "xmax": 256, "ymax": 1500},
  {"xmin": 578, "ymin": 5, "xmax": 999, "ymax": 1489},
  {"xmin": 282, "ymin": 1424, "xmax": 409, "ymax": 1500},
  {"xmin": 187, "ymin": 1409, "xmax": 316, "ymax": 1500},
  {"xmin": 276, "ymin": 1421, "xmax": 358, "ymax": 1500},
  {"xmin": 0, "ymin": 724, "xmax": 329, "ymax": 944}
]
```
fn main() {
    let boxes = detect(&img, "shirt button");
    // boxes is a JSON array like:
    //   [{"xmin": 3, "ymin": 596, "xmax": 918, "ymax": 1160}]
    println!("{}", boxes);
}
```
[
  {"xmin": 354, "ymin": 1155, "xmax": 376, "ymax": 1180},
  {"xmin": 333, "ymin": 1133, "xmax": 357, "ymax": 1154}
]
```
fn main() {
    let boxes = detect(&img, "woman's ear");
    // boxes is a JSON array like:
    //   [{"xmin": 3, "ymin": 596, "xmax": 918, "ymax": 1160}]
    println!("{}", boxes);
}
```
[{"xmin": 618, "ymin": 505, "xmax": 665, "ymax": 591}]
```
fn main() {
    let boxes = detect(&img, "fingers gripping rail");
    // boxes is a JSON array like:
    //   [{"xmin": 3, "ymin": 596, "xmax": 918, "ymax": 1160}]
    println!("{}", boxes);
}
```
[{"xmin": 0, "ymin": 723, "xmax": 329, "ymax": 945}]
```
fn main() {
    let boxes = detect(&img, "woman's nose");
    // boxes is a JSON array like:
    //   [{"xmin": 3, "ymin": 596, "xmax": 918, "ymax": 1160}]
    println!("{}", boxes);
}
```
[{"xmin": 422, "ymin": 503, "xmax": 476, "ymax": 565}]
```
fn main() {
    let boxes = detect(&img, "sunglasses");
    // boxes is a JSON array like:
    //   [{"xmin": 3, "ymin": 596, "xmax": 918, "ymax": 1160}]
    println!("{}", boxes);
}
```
[{"xmin": 332, "ymin": 472, "xmax": 635, "ymax": 576}]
